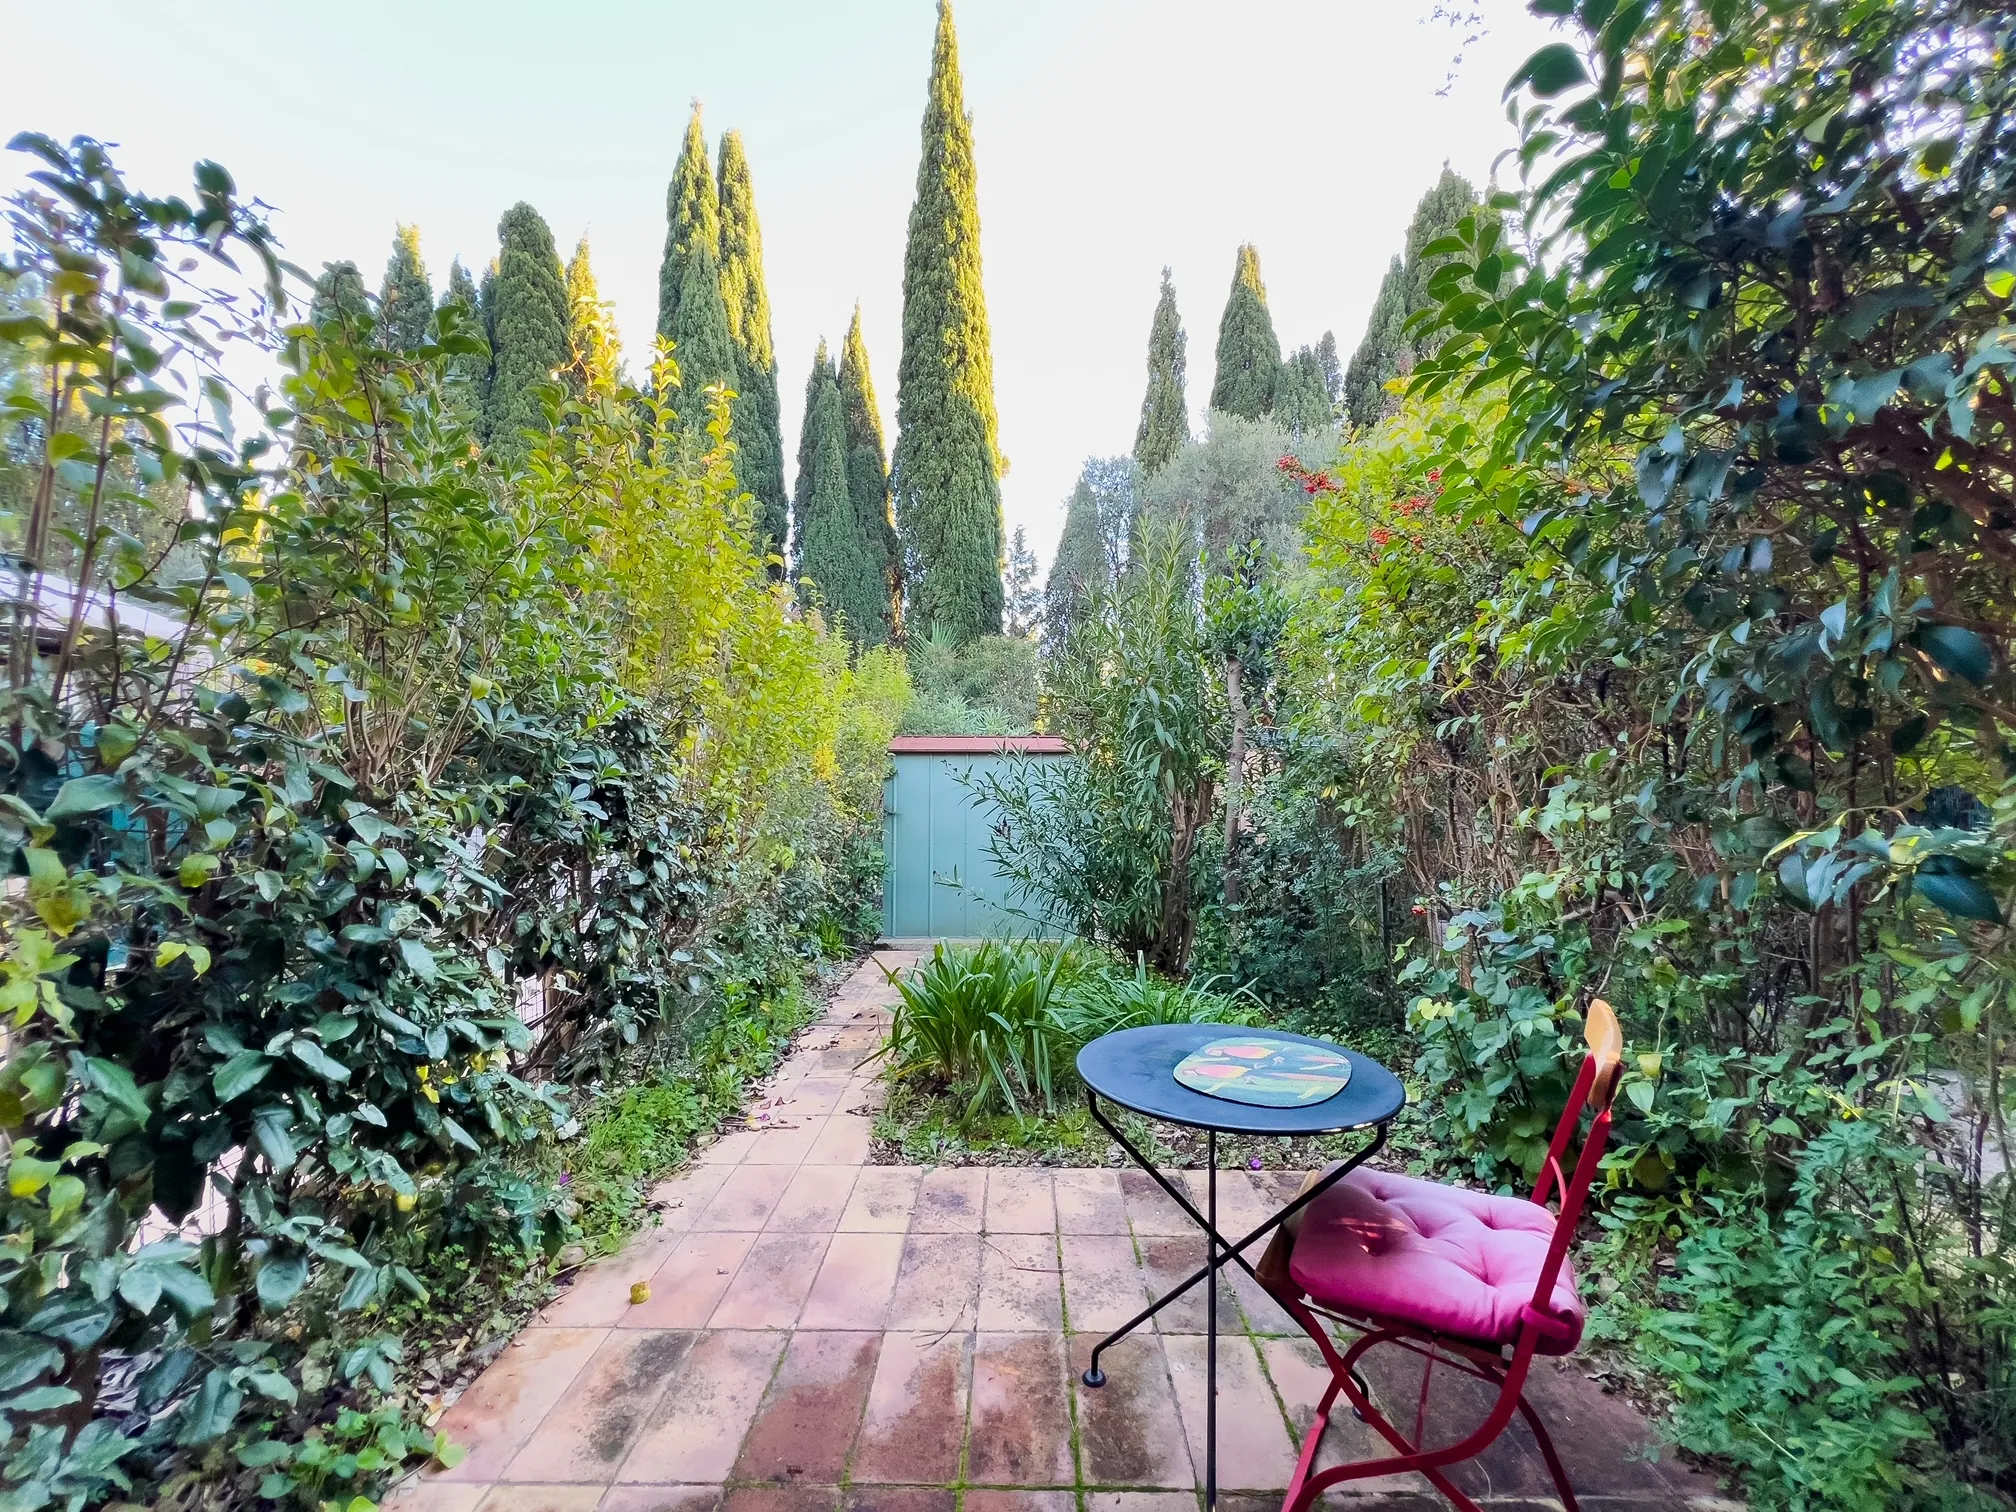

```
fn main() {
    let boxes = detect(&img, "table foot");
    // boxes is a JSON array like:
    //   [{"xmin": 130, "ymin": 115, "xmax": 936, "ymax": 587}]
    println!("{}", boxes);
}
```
[{"xmin": 1081, "ymin": 1366, "xmax": 1106, "ymax": 1388}]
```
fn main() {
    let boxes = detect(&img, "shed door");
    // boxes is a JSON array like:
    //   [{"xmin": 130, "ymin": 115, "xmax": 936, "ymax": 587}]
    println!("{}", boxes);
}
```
[{"xmin": 884, "ymin": 753, "xmax": 1053, "ymax": 941}]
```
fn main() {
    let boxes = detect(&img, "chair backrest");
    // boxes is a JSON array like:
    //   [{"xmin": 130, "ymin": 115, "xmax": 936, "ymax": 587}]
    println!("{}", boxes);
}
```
[{"xmin": 1523, "ymin": 999, "xmax": 1624, "ymax": 1335}]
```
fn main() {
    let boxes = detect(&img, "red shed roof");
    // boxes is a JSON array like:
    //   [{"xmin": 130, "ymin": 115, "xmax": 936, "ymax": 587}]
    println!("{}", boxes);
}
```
[{"xmin": 888, "ymin": 734, "xmax": 1068, "ymax": 755}]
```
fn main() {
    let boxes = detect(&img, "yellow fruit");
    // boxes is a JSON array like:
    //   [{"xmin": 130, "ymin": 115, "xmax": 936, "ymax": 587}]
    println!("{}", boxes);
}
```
[
  {"xmin": 629, "ymin": 1282, "xmax": 651, "ymax": 1305},
  {"xmin": 396, "ymin": 1192, "xmax": 417, "ymax": 1213}
]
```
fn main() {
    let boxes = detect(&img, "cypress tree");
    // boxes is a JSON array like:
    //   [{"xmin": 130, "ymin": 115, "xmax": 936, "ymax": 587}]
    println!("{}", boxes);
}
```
[
  {"xmin": 483, "ymin": 203, "xmax": 569, "ymax": 458},
  {"xmin": 893, "ymin": 0, "xmax": 1004, "ymax": 644},
  {"xmin": 439, "ymin": 257, "xmax": 491, "ymax": 417},
  {"xmin": 1314, "ymin": 330, "xmax": 1342, "ymax": 410},
  {"xmin": 377, "ymin": 225, "xmax": 433, "ymax": 352},
  {"xmin": 564, "ymin": 237, "xmax": 623, "ymax": 392},
  {"xmin": 309, "ymin": 261, "xmax": 370, "ymax": 342},
  {"xmin": 656, "ymin": 105, "xmax": 737, "ymax": 408},
  {"xmin": 1003, "ymin": 525, "xmax": 1041, "ymax": 639},
  {"xmin": 1133, "ymin": 267, "xmax": 1189, "ymax": 475},
  {"xmin": 717, "ymin": 130, "xmax": 788, "ymax": 558},
  {"xmin": 795, "ymin": 343, "xmax": 889, "ymax": 647},
  {"xmin": 1343, "ymin": 166, "xmax": 1479, "ymax": 426},
  {"xmin": 1275, "ymin": 345, "xmax": 1336, "ymax": 437},
  {"xmin": 1210, "ymin": 244, "xmax": 1281, "ymax": 419},
  {"xmin": 1044, "ymin": 473, "xmax": 1109, "ymax": 653},
  {"xmin": 839, "ymin": 305, "xmax": 900, "ymax": 638}
]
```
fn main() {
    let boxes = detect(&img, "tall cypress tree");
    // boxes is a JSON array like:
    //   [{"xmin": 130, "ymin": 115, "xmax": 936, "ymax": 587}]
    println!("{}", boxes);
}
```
[
  {"xmin": 1314, "ymin": 330, "xmax": 1342, "ymax": 410},
  {"xmin": 839, "ymin": 305, "xmax": 900, "ymax": 640},
  {"xmin": 439, "ymin": 257, "xmax": 491, "ymax": 418},
  {"xmin": 564, "ymin": 237, "xmax": 623, "ymax": 392},
  {"xmin": 377, "ymin": 225, "xmax": 433, "ymax": 352},
  {"xmin": 309, "ymin": 261, "xmax": 369, "ymax": 331},
  {"xmin": 656, "ymin": 105, "xmax": 737, "ymax": 410},
  {"xmin": 1275, "ymin": 345, "xmax": 1336, "ymax": 437},
  {"xmin": 484, "ymin": 203, "xmax": 569, "ymax": 458},
  {"xmin": 893, "ymin": 0, "xmax": 1004, "ymax": 644},
  {"xmin": 795, "ymin": 343, "xmax": 890, "ymax": 647},
  {"xmin": 1133, "ymin": 267, "xmax": 1189, "ymax": 475},
  {"xmin": 1045, "ymin": 474, "xmax": 1109, "ymax": 653},
  {"xmin": 1210, "ymin": 244, "xmax": 1281, "ymax": 419},
  {"xmin": 717, "ymin": 130, "xmax": 788, "ymax": 558},
  {"xmin": 1344, "ymin": 166, "xmax": 1479, "ymax": 427}
]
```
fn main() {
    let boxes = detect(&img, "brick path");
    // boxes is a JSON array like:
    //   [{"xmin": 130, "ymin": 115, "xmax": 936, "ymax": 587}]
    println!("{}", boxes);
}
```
[{"xmin": 392, "ymin": 953, "xmax": 1738, "ymax": 1512}]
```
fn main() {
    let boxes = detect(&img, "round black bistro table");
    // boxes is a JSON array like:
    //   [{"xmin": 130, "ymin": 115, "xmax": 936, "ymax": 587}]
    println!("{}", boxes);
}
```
[{"xmin": 1075, "ymin": 1024, "xmax": 1405, "ymax": 1512}]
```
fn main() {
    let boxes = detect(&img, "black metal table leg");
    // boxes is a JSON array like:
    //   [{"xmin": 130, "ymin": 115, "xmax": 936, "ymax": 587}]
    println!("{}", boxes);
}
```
[
  {"xmin": 1081, "ymin": 1087, "xmax": 1388, "ymax": 1383},
  {"xmin": 1206, "ymin": 1127, "xmax": 1217, "ymax": 1511}
]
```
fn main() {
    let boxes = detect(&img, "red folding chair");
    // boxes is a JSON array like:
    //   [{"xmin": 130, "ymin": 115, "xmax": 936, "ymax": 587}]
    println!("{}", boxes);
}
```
[{"xmin": 1256, "ymin": 999, "xmax": 1624, "ymax": 1512}]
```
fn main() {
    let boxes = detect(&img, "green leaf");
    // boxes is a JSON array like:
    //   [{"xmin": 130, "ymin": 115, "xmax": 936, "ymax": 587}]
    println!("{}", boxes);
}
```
[
  {"xmin": 397, "ymin": 937, "xmax": 437, "ymax": 981},
  {"xmin": 289, "ymin": 1040, "xmax": 352, "ymax": 1084},
  {"xmin": 1506, "ymin": 42, "xmax": 1587, "ymax": 99},
  {"xmin": 176, "ymin": 1368, "xmax": 244, "ymax": 1447},
  {"xmin": 81, "ymin": 1057, "xmax": 152, "ymax": 1123},
  {"xmin": 236, "ymin": 1439, "xmax": 295, "ymax": 1468},
  {"xmin": 0, "ymin": 1335, "xmax": 62, "ymax": 1394},
  {"xmin": 1915, "ymin": 870, "xmax": 2004, "ymax": 923},
  {"xmin": 251, "ymin": 1106, "xmax": 297, "ymax": 1171},
  {"xmin": 42, "ymin": 775, "xmax": 126, "ymax": 823},
  {"xmin": 8, "ymin": 1155, "xmax": 59, "ymax": 1197},
  {"xmin": 255, "ymin": 1252, "xmax": 311, "ymax": 1311},
  {"xmin": 0, "ymin": 1385, "xmax": 79, "ymax": 1411},
  {"xmin": 212, "ymin": 1051, "xmax": 273, "ymax": 1103},
  {"xmin": 1915, "ymin": 624, "xmax": 1993, "ymax": 685}
]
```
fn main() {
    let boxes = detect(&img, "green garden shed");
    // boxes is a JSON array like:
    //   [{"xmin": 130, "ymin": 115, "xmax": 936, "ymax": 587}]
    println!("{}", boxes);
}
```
[{"xmin": 882, "ymin": 734, "xmax": 1067, "ymax": 944}]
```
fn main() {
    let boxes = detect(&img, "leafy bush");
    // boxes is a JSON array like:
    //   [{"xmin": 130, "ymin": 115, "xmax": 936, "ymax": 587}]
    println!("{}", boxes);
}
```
[
  {"xmin": 883, "ymin": 940, "xmax": 1257, "ymax": 1122},
  {"xmin": 0, "ymin": 138, "xmax": 890, "ymax": 1509},
  {"xmin": 900, "ymin": 630, "xmax": 1038, "ymax": 735}
]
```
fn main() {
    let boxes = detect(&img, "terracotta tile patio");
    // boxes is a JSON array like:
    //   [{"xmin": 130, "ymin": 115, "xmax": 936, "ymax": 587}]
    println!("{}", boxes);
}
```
[{"xmin": 394, "ymin": 953, "xmax": 1740, "ymax": 1512}]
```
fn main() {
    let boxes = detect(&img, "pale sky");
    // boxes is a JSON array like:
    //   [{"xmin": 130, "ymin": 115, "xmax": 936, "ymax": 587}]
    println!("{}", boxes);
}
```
[{"xmin": 4, "ymin": 0, "xmax": 1555, "ymax": 570}]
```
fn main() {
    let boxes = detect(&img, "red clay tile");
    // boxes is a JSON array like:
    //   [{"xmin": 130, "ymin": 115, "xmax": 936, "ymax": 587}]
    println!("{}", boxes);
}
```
[
  {"xmin": 1136, "ymin": 1236, "xmax": 1238, "ymax": 1335},
  {"xmin": 807, "ymin": 1115, "xmax": 874, "ymax": 1165},
  {"xmin": 598, "ymin": 1489, "xmax": 721, "ymax": 1512},
  {"xmin": 625, "ymin": 1231, "xmax": 758, "ymax": 1329},
  {"xmin": 537, "ymin": 1228, "xmax": 688, "ymax": 1328},
  {"xmin": 1162, "ymin": 1333, "xmax": 1296, "ymax": 1492},
  {"xmin": 850, "ymin": 1331, "xmax": 970, "ymax": 1485},
  {"xmin": 471, "ymin": 1486, "xmax": 602, "ymax": 1512},
  {"xmin": 767, "ymin": 1079, "xmax": 848, "ymax": 1118},
  {"xmin": 768, "ymin": 1166, "xmax": 860, "ymax": 1232},
  {"xmin": 984, "ymin": 1169, "xmax": 1056, "ymax": 1234},
  {"xmin": 435, "ymin": 1328, "xmax": 607, "ymax": 1481},
  {"xmin": 838, "ymin": 1167, "xmax": 922, "ymax": 1232},
  {"xmin": 740, "ymin": 1119, "xmax": 826, "ymax": 1165},
  {"xmin": 698, "ymin": 1130, "xmax": 761, "ymax": 1166},
  {"xmin": 733, "ymin": 1331, "xmax": 882, "ymax": 1485},
  {"xmin": 1121, "ymin": 1171, "xmax": 1197, "ymax": 1237},
  {"xmin": 887, "ymin": 1233, "xmax": 983, "ymax": 1330},
  {"xmin": 718, "ymin": 1487, "xmax": 840, "ymax": 1512},
  {"xmin": 619, "ymin": 1331, "xmax": 788, "ymax": 1483},
  {"xmin": 977, "ymin": 1233, "xmax": 1063, "ymax": 1331},
  {"xmin": 1070, "ymin": 1334, "xmax": 1194, "ymax": 1489},
  {"xmin": 961, "ymin": 1494, "xmax": 1074, "ymax": 1512},
  {"xmin": 695, "ymin": 1166, "xmax": 799, "ymax": 1230},
  {"xmin": 911, "ymin": 1168, "xmax": 986, "ymax": 1233},
  {"xmin": 1179, "ymin": 1170, "xmax": 1275, "ymax": 1240},
  {"xmin": 502, "ymin": 1330, "xmax": 694, "ymax": 1482},
  {"xmin": 798, "ymin": 1232, "xmax": 905, "ymax": 1329},
  {"xmin": 967, "ymin": 1333, "xmax": 1074, "ymax": 1486},
  {"xmin": 1255, "ymin": 1335, "xmax": 1425, "ymax": 1495},
  {"xmin": 1059, "ymin": 1235, "xmax": 1151, "ymax": 1333},
  {"xmin": 709, "ymin": 1232, "xmax": 833, "ymax": 1328},
  {"xmin": 841, "ymin": 1491, "xmax": 954, "ymax": 1512},
  {"xmin": 1053, "ymin": 1170, "xmax": 1130, "ymax": 1235},
  {"xmin": 1081, "ymin": 1495, "xmax": 1196, "ymax": 1512},
  {"xmin": 383, "ymin": 1480, "xmax": 486, "ymax": 1512}
]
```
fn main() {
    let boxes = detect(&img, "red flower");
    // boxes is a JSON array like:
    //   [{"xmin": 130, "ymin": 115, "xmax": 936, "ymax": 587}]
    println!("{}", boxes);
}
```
[
  {"xmin": 1369, "ymin": 525, "xmax": 1393, "ymax": 548},
  {"xmin": 1426, "ymin": 468, "xmax": 1442, "ymax": 485}
]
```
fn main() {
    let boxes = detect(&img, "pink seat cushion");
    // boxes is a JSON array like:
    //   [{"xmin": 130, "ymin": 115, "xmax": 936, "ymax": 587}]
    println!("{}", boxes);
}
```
[{"xmin": 1287, "ymin": 1169, "xmax": 1585, "ymax": 1354}]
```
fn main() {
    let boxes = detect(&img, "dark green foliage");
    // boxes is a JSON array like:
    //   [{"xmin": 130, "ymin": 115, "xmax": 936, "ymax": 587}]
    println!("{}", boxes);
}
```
[
  {"xmin": 904, "ymin": 631, "xmax": 1040, "ymax": 734},
  {"xmin": 718, "ymin": 130, "xmax": 787, "ymax": 558},
  {"xmin": 1003, "ymin": 525, "xmax": 1040, "ymax": 638},
  {"xmin": 377, "ymin": 225, "xmax": 433, "ymax": 352},
  {"xmin": 1343, "ymin": 167, "xmax": 1477, "ymax": 426},
  {"xmin": 1043, "ymin": 456, "xmax": 1133, "ymax": 653},
  {"xmin": 1314, "ymin": 330, "xmax": 1341, "ymax": 408},
  {"xmin": 1209, "ymin": 244, "xmax": 1280, "ymax": 419},
  {"xmin": 439, "ymin": 257, "xmax": 491, "ymax": 417},
  {"xmin": 1274, "ymin": 345, "xmax": 1336, "ymax": 437},
  {"xmin": 794, "ymin": 342, "xmax": 889, "ymax": 646},
  {"xmin": 655, "ymin": 105, "xmax": 737, "ymax": 415},
  {"xmin": 483, "ymin": 202, "xmax": 569, "ymax": 457},
  {"xmin": 893, "ymin": 0, "xmax": 1004, "ymax": 644},
  {"xmin": 310, "ymin": 259, "xmax": 369, "ymax": 330},
  {"xmin": 1133, "ymin": 267, "xmax": 1189, "ymax": 474},
  {"xmin": 839, "ymin": 305, "xmax": 899, "ymax": 635}
]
